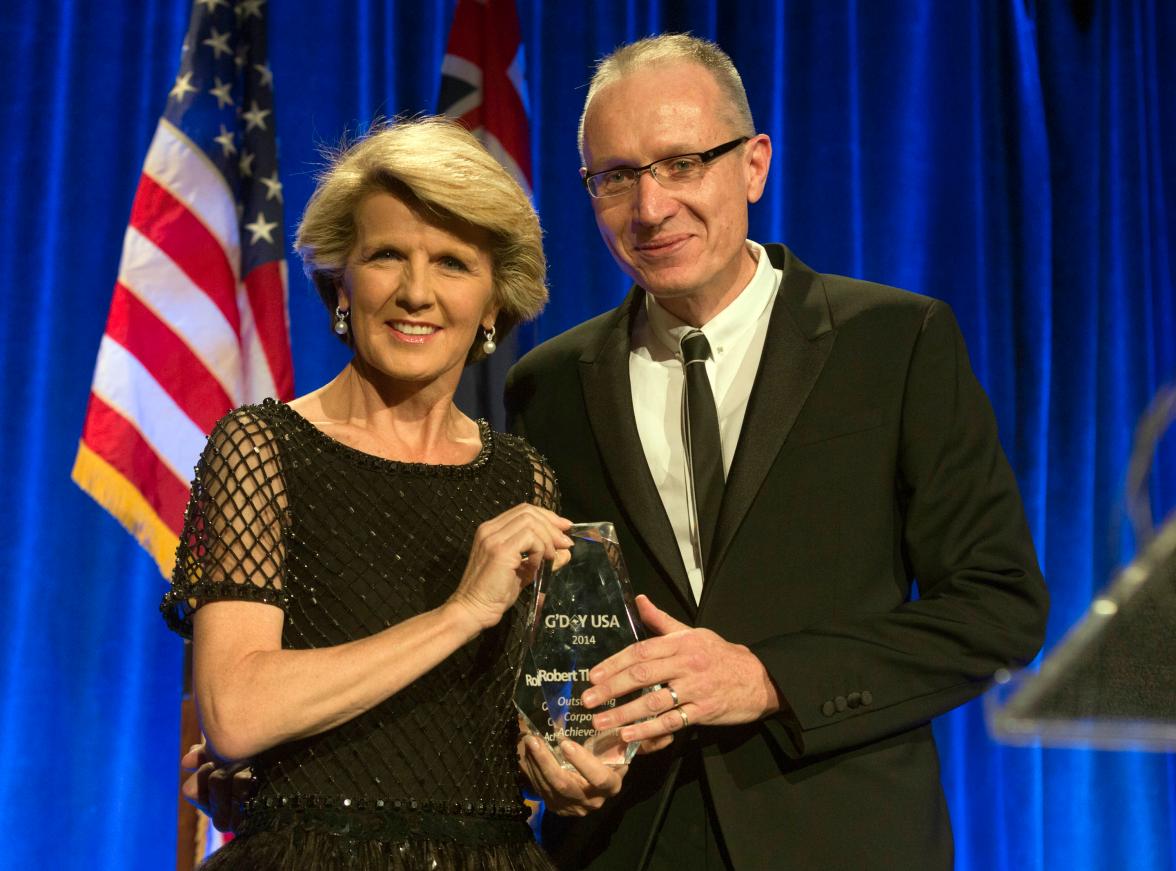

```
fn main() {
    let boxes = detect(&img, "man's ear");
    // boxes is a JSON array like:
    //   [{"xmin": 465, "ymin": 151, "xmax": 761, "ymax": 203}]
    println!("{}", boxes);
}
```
[{"xmin": 744, "ymin": 133, "xmax": 772, "ymax": 205}]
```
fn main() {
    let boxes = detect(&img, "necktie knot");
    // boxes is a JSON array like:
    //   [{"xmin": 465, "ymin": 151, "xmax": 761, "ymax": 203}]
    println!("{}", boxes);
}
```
[{"xmin": 681, "ymin": 329, "xmax": 711, "ymax": 365}]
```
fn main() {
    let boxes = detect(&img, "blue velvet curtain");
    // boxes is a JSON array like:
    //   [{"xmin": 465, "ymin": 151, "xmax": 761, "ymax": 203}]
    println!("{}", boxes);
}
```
[{"xmin": 1, "ymin": 1, "xmax": 1172, "ymax": 868}]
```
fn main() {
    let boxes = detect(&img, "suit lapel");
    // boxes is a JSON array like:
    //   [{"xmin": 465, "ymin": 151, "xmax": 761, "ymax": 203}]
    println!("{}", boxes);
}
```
[
  {"xmin": 579, "ymin": 290, "xmax": 695, "ymax": 612},
  {"xmin": 702, "ymin": 247, "xmax": 836, "ymax": 604}
]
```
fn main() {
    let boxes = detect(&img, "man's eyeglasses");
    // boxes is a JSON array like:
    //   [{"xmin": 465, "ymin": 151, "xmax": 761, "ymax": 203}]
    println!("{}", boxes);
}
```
[{"xmin": 582, "ymin": 137, "xmax": 750, "ymax": 199}]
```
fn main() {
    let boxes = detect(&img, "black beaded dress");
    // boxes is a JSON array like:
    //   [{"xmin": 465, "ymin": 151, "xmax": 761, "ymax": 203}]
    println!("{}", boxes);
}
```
[{"xmin": 161, "ymin": 399, "xmax": 558, "ymax": 870}]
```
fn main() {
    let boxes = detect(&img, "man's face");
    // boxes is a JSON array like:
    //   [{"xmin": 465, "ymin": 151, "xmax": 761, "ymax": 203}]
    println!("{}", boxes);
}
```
[{"xmin": 581, "ymin": 61, "xmax": 770, "ymax": 320}]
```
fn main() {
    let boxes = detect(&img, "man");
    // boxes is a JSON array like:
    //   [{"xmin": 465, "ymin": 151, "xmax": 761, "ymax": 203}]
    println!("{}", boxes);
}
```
[{"xmin": 506, "ymin": 34, "xmax": 1048, "ymax": 870}]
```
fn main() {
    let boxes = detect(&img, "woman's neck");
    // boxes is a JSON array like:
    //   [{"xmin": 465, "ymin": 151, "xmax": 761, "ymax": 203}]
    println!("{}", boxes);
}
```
[{"xmin": 288, "ymin": 362, "xmax": 481, "ymax": 465}]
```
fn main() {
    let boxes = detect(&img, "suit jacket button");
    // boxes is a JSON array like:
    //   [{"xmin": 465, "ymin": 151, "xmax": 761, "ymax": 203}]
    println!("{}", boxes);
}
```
[
  {"xmin": 821, "ymin": 700, "xmax": 836, "ymax": 717},
  {"xmin": 847, "ymin": 692, "xmax": 862, "ymax": 709},
  {"xmin": 834, "ymin": 696, "xmax": 848, "ymax": 712},
  {"xmin": 861, "ymin": 691, "xmax": 873, "ymax": 706}
]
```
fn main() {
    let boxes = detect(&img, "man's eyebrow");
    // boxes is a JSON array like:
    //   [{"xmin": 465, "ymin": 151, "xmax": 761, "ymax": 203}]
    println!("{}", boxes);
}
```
[{"xmin": 590, "ymin": 145, "xmax": 700, "ymax": 170}]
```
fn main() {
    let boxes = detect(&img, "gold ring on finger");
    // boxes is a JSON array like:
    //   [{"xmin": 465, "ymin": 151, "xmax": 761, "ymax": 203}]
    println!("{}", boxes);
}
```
[
  {"xmin": 678, "ymin": 708, "xmax": 689, "ymax": 729},
  {"xmin": 666, "ymin": 684, "xmax": 680, "ymax": 707}
]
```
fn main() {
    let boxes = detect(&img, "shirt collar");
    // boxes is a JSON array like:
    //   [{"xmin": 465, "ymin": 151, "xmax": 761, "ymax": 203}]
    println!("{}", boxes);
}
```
[{"xmin": 644, "ymin": 240, "xmax": 779, "ymax": 361}]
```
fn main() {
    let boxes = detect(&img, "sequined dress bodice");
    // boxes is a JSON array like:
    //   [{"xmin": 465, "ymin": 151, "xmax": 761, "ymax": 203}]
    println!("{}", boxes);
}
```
[{"xmin": 162, "ymin": 400, "xmax": 557, "ymax": 869}]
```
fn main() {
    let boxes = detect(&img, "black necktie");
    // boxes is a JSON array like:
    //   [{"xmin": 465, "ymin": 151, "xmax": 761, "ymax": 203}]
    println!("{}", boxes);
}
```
[{"xmin": 680, "ymin": 329, "xmax": 723, "ymax": 572}]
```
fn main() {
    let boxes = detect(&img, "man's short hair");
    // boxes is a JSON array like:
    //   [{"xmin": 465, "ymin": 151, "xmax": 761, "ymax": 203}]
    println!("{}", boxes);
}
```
[{"xmin": 578, "ymin": 33, "xmax": 756, "ymax": 162}]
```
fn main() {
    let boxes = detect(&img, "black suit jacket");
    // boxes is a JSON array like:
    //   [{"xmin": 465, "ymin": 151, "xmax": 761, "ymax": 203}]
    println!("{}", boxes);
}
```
[{"xmin": 504, "ymin": 245, "xmax": 1048, "ymax": 870}]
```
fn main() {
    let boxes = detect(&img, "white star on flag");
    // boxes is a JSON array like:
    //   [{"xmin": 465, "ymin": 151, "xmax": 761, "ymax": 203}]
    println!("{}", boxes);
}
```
[
  {"xmin": 242, "ymin": 100, "xmax": 271, "ymax": 131},
  {"xmin": 253, "ymin": 62, "xmax": 273, "ymax": 88},
  {"xmin": 202, "ymin": 27, "xmax": 232, "ymax": 59},
  {"xmin": 259, "ymin": 171, "xmax": 283, "ymax": 202},
  {"xmin": 169, "ymin": 71, "xmax": 197, "ymax": 101},
  {"xmin": 245, "ymin": 211, "xmax": 278, "ymax": 244},
  {"xmin": 213, "ymin": 124, "xmax": 237, "ymax": 156},
  {"xmin": 209, "ymin": 78, "xmax": 233, "ymax": 108}
]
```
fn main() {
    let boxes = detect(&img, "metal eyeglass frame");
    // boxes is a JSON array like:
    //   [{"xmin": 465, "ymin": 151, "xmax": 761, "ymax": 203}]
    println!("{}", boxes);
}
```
[{"xmin": 581, "ymin": 136, "xmax": 750, "ymax": 198}]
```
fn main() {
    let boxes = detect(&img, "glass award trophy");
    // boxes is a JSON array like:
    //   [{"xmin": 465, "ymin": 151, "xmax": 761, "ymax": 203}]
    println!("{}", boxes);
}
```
[{"xmin": 515, "ymin": 522, "xmax": 655, "ymax": 768}]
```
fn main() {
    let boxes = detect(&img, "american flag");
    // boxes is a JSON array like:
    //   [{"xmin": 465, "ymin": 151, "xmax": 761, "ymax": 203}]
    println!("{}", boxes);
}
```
[
  {"xmin": 440, "ymin": 0, "xmax": 533, "ymax": 427},
  {"xmin": 72, "ymin": 0, "xmax": 293, "ymax": 580}
]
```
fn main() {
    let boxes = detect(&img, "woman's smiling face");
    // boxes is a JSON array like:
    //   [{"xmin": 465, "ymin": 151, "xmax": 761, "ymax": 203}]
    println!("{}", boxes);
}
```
[{"xmin": 339, "ymin": 190, "xmax": 498, "ymax": 391}]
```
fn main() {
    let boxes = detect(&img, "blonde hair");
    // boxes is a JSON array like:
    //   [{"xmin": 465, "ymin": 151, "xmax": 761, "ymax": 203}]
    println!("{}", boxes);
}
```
[
  {"xmin": 295, "ymin": 116, "xmax": 547, "ymax": 362},
  {"xmin": 577, "ymin": 33, "xmax": 755, "ymax": 162}
]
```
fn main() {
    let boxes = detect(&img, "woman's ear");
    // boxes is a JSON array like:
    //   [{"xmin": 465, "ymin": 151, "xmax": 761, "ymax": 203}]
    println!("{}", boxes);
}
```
[{"xmin": 482, "ymin": 312, "xmax": 500, "ymax": 334}]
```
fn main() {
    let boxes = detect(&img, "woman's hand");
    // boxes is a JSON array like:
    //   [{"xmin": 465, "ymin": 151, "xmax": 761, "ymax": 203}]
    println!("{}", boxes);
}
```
[
  {"xmin": 180, "ymin": 741, "xmax": 254, "ymax": 833},
  {"xmin": 447, "ymin": 504, "xmax": 572, "ymax": 633},
  {"xmin": 517, "ymin": 735, "xmax": 626, "ymax": 817}
]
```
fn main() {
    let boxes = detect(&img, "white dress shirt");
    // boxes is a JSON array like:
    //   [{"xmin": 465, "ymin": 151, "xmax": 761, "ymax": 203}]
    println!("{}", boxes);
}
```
[{"xmin": 629, "ymin": 241, "xmax": 782, "ymax": 602}]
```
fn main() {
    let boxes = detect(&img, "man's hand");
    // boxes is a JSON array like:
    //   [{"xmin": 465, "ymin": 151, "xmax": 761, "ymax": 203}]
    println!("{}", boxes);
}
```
[
  {"xmin": 180, "ymin": 742, "xmax": 254, "ymax": 833},
  {"xmin": 581, "ymin": 595, "xmax": 781, "ymax": 743},
  {"xmin": 517, "ymin": 735, "xmax": 627, "ymax": 817}
]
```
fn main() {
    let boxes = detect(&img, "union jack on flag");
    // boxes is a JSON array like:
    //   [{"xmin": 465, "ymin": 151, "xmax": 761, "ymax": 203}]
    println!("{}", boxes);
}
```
[
  {"xmin": 72, "ymin": 0, "xmax": 293, "ymax": 580},
  {"xmin": 438, "ymin": 0, "xmax": 532, "ymax": 195}
]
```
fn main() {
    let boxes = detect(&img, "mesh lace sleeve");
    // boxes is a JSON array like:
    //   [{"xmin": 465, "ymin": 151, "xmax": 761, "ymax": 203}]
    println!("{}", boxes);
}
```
[
  {"xmin": 523, "ymin": 442, "xmax": 560, "ymax": 513},
  {"xmin": 161, "ymin": 408, "xmax": 289, "ymax": 638}
]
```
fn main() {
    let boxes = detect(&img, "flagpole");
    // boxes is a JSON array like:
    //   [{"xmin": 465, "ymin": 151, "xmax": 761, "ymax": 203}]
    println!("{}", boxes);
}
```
[{"xmin": 176, "ymin": 642, "xmax": 200, "ymax": 871}]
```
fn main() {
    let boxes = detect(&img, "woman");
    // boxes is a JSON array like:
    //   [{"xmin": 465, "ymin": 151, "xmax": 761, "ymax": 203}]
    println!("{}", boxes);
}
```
[{"xmin": 162, "ymin": 117, "xmax": 614, "ymax": 869}]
